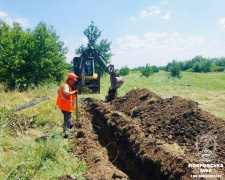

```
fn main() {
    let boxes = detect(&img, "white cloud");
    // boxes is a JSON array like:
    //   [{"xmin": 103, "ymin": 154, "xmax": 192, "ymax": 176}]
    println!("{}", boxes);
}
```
[
  {"xmin": 144, "ymin": 32, "xmax": 167, "ymax": 40},
  {"xmin": 218, "ymin": 17, "xmax": 225, "ymax": 31},
  {"xmin": 129, "ymin": 17, "xmax": 136, "ymax": 21},
  {"xmin": 4, "ymin": 18, "xmax": 14, "ymax": 26},
  {"xmin": 140, "ymin": 6, "xmax": 161, "ymax": 18},
  {"xmin": 4, "ymin": 17, "xmax": 29, "ymax": 28},
  {"xmin": 162, "ymin": 11, "xmax": 171, "ymax": 20},
  {"xmin": 14, "ymin": 18, "xmax": 29, "ymax": 28},
  {"xmin": 179, "ymin": 36, "xmax": 204, "ymax": 46},
  {"xmin": 171, "ymin": 32, "xmax": 180, "ymax": 37},
  {"xmin": 160, "ymin": 0, "xmax": 168, "ymax": 5},
  {"xmin": 1, "ymin": 11, "xmax": 29, "ymax": 28},
  {"xmin": 112, "ymin": 32, "xmax": 206, "ymax": 68},
  {"xmin": 0, "ymin": 11, "xmax": 8, "ymax": 17},
  {"xmin": 221, "ymin": 24, "xmax": 225, "ymax": 31},
  {"xmin": 218, "ymin": 17, "xmax": 225, "ymax": 24},
  {"xmin": 163, "ymin": 38, "xmax": 176, "ymax": 44}
]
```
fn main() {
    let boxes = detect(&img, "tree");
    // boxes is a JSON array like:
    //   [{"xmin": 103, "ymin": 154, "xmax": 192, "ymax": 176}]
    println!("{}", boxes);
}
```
[
  {"xmin": 140, "ymin": 64, "xmax": 153, "ymax": 78},
  {"xmin": 83, "ymin": 21, "xmax": 101, "ymax": 46},
  {"xmin": 75, "ymin": 21, "xmax": 112, "ymax": 76},
  {"xmin": 119, "ymin": 65, "xmax": 130, "ymax": 76},
  {"xmin": 200, "ymin": 60, "xmax": 212, "ymax": 73},
  {"xmin": 169, "ymin": 60, "xmax": 181, "ymax": 78},
  {"xmin": 0, "ymin": 21, "xmax": 68, "ymax": 90}
]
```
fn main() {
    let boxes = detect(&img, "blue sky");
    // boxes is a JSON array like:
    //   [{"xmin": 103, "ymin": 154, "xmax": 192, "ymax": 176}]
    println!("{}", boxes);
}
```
[{"xmin": 1, "ymin": 0, "xmax": 225, "ymax": 68}]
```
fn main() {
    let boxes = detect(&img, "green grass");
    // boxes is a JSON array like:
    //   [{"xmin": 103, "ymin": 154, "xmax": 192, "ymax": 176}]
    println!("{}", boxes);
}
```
[
  {"xmin": 0, "ymin": 84, "xmax": 87, "ymax": 179},
  {"xmin": 80, "ymin": 71, "xmax": 225, "ymax": 120},
  {"xmin": 0, "ymin": 110, "xmax": 86, "ymax": 180}
]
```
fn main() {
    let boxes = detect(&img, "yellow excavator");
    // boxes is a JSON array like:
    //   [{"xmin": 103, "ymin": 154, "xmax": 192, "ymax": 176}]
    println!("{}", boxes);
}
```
[{"xmin": 72, "ymin": 44, "xmax": 124, "ymax": 101}]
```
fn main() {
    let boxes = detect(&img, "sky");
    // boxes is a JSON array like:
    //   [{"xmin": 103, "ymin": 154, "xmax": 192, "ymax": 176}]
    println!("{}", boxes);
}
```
[{"xmin": 1, "ymin": 0, "xmax": 225, "ymax": 69}]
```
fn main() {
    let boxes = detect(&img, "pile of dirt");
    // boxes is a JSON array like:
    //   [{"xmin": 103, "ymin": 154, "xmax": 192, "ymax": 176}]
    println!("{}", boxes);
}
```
[
  {"xmin": 111, "ymin": 89, "xmax": 225, "ymax": 163},
  {"xmin": 82, "ymin": 88, "xmax": 224, "ymax": 179}
]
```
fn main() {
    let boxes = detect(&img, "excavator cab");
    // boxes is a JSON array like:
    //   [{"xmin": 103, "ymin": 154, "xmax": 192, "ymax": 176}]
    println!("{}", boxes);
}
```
[
  {"xmin": 73, "ymin": 56, "xmax": 100, "ymax": 93},
  {"xmin": 84, "ymin": 57, "xmax": 98, "ymax": 79}
]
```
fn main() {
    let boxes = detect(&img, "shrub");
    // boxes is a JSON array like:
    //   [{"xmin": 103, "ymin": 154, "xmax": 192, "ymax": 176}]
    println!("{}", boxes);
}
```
[
  {"xmin": 186, "ymin": 68, "xmax": 193, "ymax": 72},
  {"xmin": 119, "ymin": 65, "xmax": 130, "ymax": 76},
  {"xmin": 169, "ymin": 60, "xmax": 181, "ymax": 78},
  {"xmin": 211, "ymin": 66, "xmax": 225, "ymax": 72},
  {"xmin": 140, "ymin": 64, "xmax": 153, "ymax": 78},
  {"xmin": 193, "ymin": 64, "xmax": 201, "ymax": 72},
  {"xmin": 200, "ymin": 60, "xmax": 212, "ymax": 73},
  {"xmin": 152, "ymin": 65, "xmax": 159, "ymax": 73}
]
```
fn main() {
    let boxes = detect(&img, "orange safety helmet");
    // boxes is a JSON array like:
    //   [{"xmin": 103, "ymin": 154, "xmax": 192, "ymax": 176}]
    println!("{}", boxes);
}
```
[{"xmin": 67, "ymin": 73, "xmax": 77, "ymax": 81}]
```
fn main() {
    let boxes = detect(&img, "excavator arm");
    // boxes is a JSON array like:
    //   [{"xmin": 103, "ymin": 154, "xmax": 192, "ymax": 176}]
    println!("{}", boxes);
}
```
[
  {"xmin": 87, "ymin": 45, "xmax": 124, "ymax": 90},
  {"xmin": 80, "ymin": 44, "xmax": 124, "ymax": 100}
]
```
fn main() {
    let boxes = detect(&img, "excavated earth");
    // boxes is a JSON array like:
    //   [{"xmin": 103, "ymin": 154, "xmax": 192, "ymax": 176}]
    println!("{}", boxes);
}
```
[{"xmin": 71, "ymin": 88, "xmax": 225, "ymax": 180}]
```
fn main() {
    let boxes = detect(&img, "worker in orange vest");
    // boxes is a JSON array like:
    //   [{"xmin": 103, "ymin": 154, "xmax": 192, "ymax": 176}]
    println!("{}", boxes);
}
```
[{"xmin": 57, "ymin": 73, "xmax": 78, "ymax": 138}]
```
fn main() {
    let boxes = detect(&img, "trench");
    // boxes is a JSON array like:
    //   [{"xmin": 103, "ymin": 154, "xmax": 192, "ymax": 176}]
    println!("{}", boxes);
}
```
[{"xmin": 90, "ymin": 106, "xmax": 161, "ymax": 180}]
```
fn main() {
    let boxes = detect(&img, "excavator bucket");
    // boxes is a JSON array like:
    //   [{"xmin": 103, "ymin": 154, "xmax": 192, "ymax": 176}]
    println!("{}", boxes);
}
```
[
  {"xmin": 110, "ymin": 76, "xmax": 124, "ymax": 90},
  {"xmin": 106, "ymin": 76, "xmax": 124, "ymax": 102}
]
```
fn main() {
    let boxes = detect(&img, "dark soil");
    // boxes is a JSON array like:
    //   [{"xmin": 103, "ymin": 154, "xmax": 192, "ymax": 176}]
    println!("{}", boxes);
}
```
[
  {"xmin": 62, "ymin": 88, "xmax": 224, "ymax": 179},
  {"xmin": 83, "ymin": 88, "xmax": 225, "ymax": 179}
]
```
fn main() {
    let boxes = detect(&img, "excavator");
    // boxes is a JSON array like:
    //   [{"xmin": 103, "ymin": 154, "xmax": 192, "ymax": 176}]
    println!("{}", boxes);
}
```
[{"xmin": 72, "ymin": 44, "xmax": 124, "ymax": 101}]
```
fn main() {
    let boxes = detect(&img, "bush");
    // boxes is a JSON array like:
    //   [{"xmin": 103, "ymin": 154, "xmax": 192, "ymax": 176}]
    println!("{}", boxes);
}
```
[
  {"xmin": 186, "ymin": 68, "xmax": 193, "ymax": 72},
  {"xmin": 140, "ymin": 64, "xmax": 153, "ymax": 78},
  {"xmin": 152, "ymin": 65, "xmax": 159, "ymax": 73},
  {"xmin": 169, "ymin": 60, "xmax": 181, "ymax": 78},
  {"xmin": 200, "ymin": 60, "xmax": 212, "ymax": 73},
  {"xmin": 193, "ymin": 64, "xmax": 201, "ymax": 72},
  {"xmin": 211, "ymin": 66, "xmax": 225, "ymax": 72},
  {"xmin": 119, "ymin": 65, "xmax": 130, "ymax": 76}
]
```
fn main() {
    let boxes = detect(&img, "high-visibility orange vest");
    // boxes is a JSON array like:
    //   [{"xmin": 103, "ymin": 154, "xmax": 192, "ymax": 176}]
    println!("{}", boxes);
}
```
[{"xmin": 57, "ymin": 82, "xmax": 75, "ymax": 112}]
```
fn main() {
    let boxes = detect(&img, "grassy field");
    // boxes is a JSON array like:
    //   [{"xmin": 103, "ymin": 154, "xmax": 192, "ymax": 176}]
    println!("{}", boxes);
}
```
[
  {"xmin": 0, "ymin": 70, "xmax": 225, "ymax": 179},
  {"xmin": 86, "ymin": 70, "xmax": 225, "ymax": 120},
  {"xmin": 0, "ymin": 84, "xmax": 87, "ymax": 179}
]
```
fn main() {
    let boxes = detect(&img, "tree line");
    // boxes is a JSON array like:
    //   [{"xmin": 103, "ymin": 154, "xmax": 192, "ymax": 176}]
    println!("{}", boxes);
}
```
[
  {"xmin": 119, "ymin": 55, "xmax": 225, "ymax": 78},
  {"xmin": 0, "ymin": 21, "xmax": 69, "ymax": 90},
  {"xmin": 165, "ymin": 56, "xmax": 225, "ymax": 73}
]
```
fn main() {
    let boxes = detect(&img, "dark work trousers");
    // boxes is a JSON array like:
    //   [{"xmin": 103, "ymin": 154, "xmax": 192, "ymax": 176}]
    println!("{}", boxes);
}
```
[{"xmin": 61, "ymin": 110, "xmax": 71, "ymax": 134}]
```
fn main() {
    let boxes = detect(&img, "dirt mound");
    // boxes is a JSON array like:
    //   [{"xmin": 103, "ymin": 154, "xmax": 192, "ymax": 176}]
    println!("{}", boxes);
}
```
[
  {"xmin": 83, "ymin": 88, "xmax": 224, "ymax": 179},
  {"xmin": 112, "ymin": 88, "xmax": 162, "ymax": 116},
  {"xmin": 112, "ymin": 90, "xmax": 225, "ymax": 164}
]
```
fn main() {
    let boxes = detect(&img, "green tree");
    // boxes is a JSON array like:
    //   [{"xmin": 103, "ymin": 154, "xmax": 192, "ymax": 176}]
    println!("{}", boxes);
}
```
[
  {"xmin": 200, "ymin": 60, "xmax": 212, "ymax": 73},
  {"xmin": 169, "ymin": 60, "xmax": 181, "ymax": 78},
  {"xmin": 0, "ymin": 21, "xmax": 68, "ymax": 90},
  {"xmin": 140, "ymin": 64, "xmax": 153, "ymax": 78},
  {"xmin": 119, "ymin": 65, "xmax": 130, "ymax": 76},
  {"xmin": 75, "ymin": 21, "xmax": 112, "ymax": 76},
  {"xmin": 83, "ymin": 21, "xmax": 101, "ymax": 46},
  {"xmin": 152, "ymin": 65, "xmax": 159, "ymax": 73}
]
